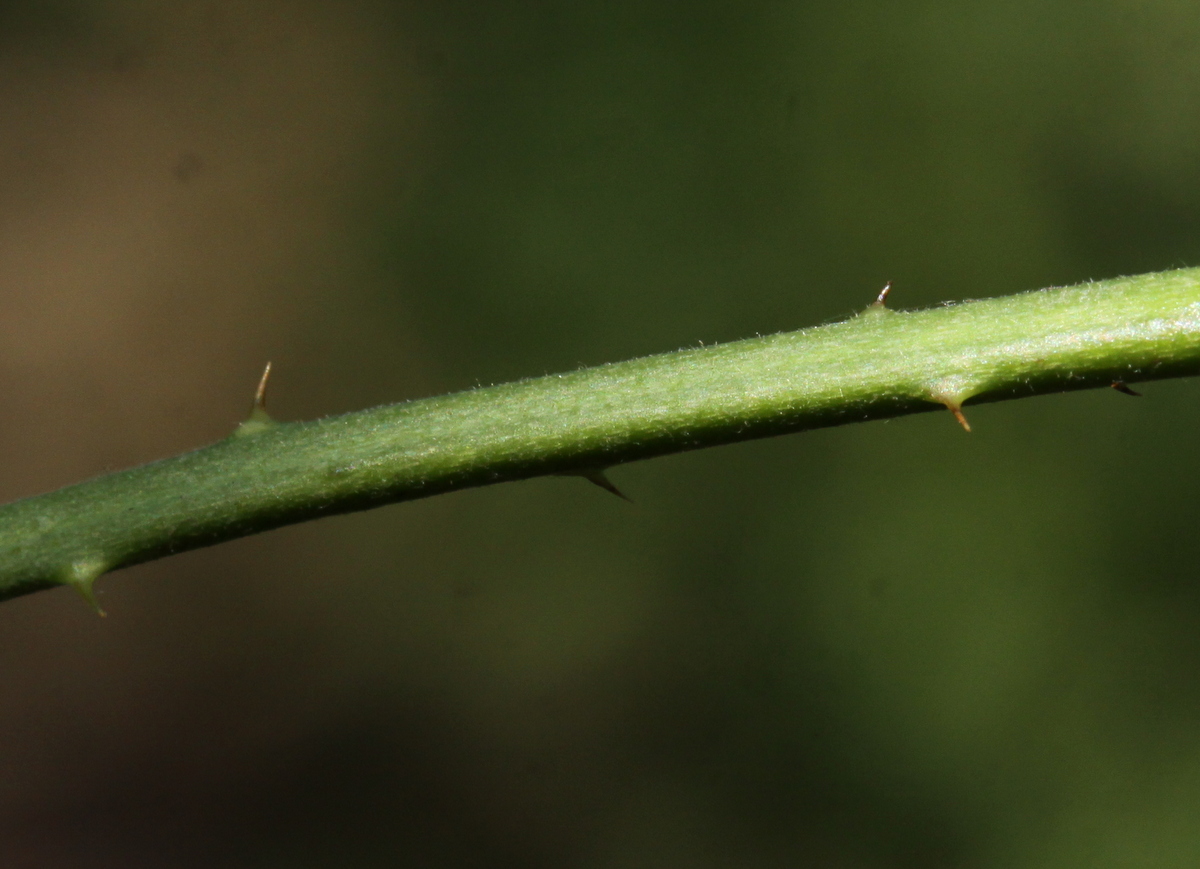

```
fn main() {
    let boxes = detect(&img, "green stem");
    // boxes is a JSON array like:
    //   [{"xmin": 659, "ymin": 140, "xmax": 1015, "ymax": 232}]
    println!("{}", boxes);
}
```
[{"xmin": 5, "ymin": 268, "xmax": 1200, "ymax": 608}]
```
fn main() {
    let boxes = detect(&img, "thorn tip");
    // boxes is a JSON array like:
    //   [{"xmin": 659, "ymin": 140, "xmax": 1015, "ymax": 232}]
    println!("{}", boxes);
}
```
[
  {"xmin": 581, "ymin": 470, "xmax": 632, "ymax": 503},
  {"xmin": 872, "ymin": 281, "xmax": 893, "ymax": 307},
  {"xmin": 937, "ymin": 400, "xmax": 972, "ymax": 432},
  {"xmin": 66, "ymin": 560, "xmax": 107, "ymax": 617},
  {"xmin": 253, "ymin": 361, "xmax": 272, "ymax": 413},
  {"xmin": 1111, "ymin": 380, "xmax": 1142, "ymax": 397},
  {"xmin": 234, "ymin": 362, "xmax": 276, "ymax": 436}
]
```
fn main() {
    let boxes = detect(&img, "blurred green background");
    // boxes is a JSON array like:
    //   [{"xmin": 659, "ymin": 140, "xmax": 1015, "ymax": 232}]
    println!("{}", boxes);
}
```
[{"xmin": 1, "ymin": 1, "xmax": 1200, "ymax": 866}]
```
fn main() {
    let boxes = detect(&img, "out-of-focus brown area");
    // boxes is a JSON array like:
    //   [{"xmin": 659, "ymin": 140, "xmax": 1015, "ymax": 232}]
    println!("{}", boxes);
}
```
[
  {"xmin": 0, "ymin": 2, "xmax": 440, "ymax": 864},
  {"xmin": 5, "ymin": 1, "xmax": 1200, "ymax": 866}
]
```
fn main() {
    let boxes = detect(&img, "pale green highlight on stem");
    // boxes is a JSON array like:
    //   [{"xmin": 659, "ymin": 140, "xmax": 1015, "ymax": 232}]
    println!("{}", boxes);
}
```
[{"xmin": 2, "ymin": 267, "xmax": 1200, "ymax": 606}]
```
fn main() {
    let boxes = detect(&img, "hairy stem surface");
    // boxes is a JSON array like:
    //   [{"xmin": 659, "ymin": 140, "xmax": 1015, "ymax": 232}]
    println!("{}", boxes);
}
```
[{"xmin": 5, "ymin": 268, "xmax": 1200, "ymax": 606}]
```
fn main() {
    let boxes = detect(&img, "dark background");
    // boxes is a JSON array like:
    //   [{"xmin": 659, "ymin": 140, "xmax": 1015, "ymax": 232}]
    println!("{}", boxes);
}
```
[{"xmin": 1, "ymin": 2, "xmax": 1199, "ymax": 866}]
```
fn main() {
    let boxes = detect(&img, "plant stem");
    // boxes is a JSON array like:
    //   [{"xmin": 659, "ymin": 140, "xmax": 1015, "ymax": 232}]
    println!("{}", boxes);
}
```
[{"xmin": 5, "ymin": 267, "xmax": 1200, "ymax": 607}]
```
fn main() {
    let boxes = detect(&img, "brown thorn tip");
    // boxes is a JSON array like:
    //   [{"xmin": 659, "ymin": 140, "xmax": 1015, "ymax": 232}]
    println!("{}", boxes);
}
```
[
  {"xmin": 253, "ymin": 361, "xmax": 272, "ymax": 411},
  {"xmin": 1111, "ymin": 380, "xmax": 1142, "ymax": 397},
  {"xmin": 873, "ymin": 281, "xmax": 893, "ymax": 307},
  {"xmin": 81, "ymin": 588, "xmax": 107, "ymax": 618},
  {"xmin": 583, "ymin": 470, "xmax": 633, "ymax": 503},
  {"xmin": 945, "ymin": 403, "xmax": 972, "ymax": 432}
]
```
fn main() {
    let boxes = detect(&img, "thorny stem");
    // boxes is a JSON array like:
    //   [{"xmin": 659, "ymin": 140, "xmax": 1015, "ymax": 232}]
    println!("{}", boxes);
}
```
[{"xmin": 4, "ymin": 267, "xmax": 1200, "ymax": 609}]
